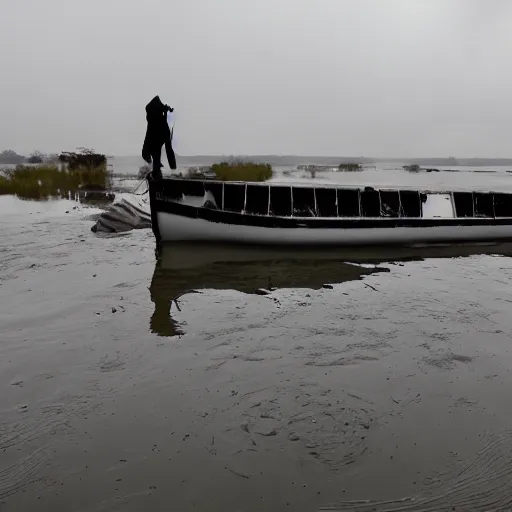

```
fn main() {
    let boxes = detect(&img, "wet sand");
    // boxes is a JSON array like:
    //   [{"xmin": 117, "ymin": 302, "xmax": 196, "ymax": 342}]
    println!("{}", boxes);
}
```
[{"xmin": 3, "ymin": 195, "xmax": 512, "ymax": 511}]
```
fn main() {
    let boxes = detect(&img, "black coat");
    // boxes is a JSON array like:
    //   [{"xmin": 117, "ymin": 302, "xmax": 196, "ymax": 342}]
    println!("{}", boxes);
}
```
[{"xmin": 142, "ymin": 95, "xmax": 176, "ymax": 170}]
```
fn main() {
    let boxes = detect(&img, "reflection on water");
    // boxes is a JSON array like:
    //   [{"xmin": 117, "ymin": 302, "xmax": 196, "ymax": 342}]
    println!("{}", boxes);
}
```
[
  {"xmin": 148, "ymin": 246, "xmax": 388, "ymax": 337},
  {"xmin": 148, "ymin": 241, "xmax": 512, "ymax": 337}
]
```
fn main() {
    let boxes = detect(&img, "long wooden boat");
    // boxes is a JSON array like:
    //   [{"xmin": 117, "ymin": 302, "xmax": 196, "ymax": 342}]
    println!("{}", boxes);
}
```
[{"xmin": 147, "ymin": 177, "xmax": 512, "ymax": 246}]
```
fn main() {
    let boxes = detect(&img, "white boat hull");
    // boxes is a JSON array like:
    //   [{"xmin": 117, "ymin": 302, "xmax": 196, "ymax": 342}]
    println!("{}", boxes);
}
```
[
  {"xmin": 148, "ymin": 178, "xmax": 512, "ymax": 246},
  {"xmin": 156, "ymin": 210, "xmax": 512, "ymax": 246}
]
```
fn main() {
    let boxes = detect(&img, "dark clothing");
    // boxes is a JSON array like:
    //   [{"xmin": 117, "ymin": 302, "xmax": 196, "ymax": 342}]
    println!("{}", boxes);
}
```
[{"xmin": 142, "ymin": 95, "xmax": 176, "ymax": 179}]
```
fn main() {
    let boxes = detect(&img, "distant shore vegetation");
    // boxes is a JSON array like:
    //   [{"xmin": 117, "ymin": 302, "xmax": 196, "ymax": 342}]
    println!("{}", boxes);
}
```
[
  {"xmin": 338, "ymin": 163, "xmax": 362, "ymax": 172},
  {"xmin": 0, "ymin": 149, "xmax": 60, "ymax": 165},
  {"xmin": 0, "ymin": 148, "xmax": 110, "ymax": 200},
  {"xmin": 403, "ymin": 164, "xmax": 421, "ymax": 172},
  {"xmin": 211, "ymin": 160, "xmax": 273, "ymax": 182}
]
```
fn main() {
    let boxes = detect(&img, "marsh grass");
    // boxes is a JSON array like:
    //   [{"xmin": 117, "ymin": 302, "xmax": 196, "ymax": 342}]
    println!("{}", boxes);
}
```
[
  {"xmin": 338, "ymin": 163, "xmax": 362, "ymax": 172},
  {"xmin": 0, "ymin": 164, "xmax": 110, "ymax": 200},
  {"xmin": 211, "ymin": 160, "xmax": 273, "ymax": 182}
]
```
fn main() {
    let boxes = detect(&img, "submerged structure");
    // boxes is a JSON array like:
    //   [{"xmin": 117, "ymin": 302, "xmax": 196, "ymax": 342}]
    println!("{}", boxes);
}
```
[{"xmin": 146, "ymin": 177, "xmax": 512, "ymax": 246}]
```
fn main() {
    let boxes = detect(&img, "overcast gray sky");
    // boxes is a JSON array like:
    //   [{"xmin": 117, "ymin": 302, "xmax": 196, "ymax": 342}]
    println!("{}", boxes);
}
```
[{"xmin": 1, "ymin": 0, "xmax": 511, "ymax": 157}]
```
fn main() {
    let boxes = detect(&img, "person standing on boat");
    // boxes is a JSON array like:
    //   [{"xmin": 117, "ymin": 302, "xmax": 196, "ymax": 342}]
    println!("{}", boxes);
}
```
[{"xmin": 142, "ymin": 95, "xmax": 177, "ymax": 180}]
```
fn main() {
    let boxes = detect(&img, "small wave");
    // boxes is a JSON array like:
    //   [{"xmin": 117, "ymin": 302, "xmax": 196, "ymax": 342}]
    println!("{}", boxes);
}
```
[{"xmin": 319, "ymin": 429, "xmax": 512, "ymax": 511}]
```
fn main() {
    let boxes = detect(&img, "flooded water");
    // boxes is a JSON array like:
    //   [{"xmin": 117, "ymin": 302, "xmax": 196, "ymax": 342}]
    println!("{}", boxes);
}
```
[{"xmin": 3, "ymin": 167, "xmax": 512, "ymax": 511}]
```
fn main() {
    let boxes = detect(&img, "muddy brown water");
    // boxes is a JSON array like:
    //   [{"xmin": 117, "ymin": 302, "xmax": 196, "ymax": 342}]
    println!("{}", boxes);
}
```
[{"xmin": 3, "ymin": 196, "xmax": 512, "ymax": 511}]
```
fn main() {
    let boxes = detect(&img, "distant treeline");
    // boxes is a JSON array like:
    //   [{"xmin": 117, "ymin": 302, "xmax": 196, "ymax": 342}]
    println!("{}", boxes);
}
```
[
  {"xmin": 0, "ymin": 148, "xmax": 107, "ymax": 167},
  {"xmin": 0, "ymin": 150, "xmax": 28, "ymax": 164},
  {"xmin": 4, "ymin": 149, "xmax": 512, "ymax": 168},
  {"xmin": 0, "ymin": 149, "xmax": 62, "ymax": 165},
  {"xmin": 401, "ymin": 158, "xmax": 512, "ymax": 167},
  {"xmin": 157, "ymin": 154, "xmax": 512, "ymax": 167}
]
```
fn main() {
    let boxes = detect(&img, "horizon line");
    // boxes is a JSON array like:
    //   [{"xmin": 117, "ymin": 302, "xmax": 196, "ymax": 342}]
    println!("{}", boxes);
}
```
[{"xmin": 108, "ymin": 154, "xmax": 512, "ymax": 160}]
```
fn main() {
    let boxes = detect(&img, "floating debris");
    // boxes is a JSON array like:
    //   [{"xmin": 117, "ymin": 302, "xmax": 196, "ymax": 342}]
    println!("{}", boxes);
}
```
[{"xmin": 91, "ymin": 198, "xmax": 151, "ymax": 233}]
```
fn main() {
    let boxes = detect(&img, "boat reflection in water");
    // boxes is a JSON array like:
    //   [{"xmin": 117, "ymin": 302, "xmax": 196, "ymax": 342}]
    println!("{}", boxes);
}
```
[{"xmin": 148, "ymin": 241, "xmax": 512, "ymax": 337}]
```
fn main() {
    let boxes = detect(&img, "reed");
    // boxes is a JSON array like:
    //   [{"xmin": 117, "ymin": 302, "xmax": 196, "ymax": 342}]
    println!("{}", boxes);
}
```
[
  {"xmin": 211, "ymin": 160, "xmax": 273, "ymax": 182},
  {"xmin": 403, "ymin": 164, "xmax": 420, "ymax": 172},
  {"xmin": 338, "ymin": 163, "xmax": 362, "ymax": 172},
  {"xmin": 0, "ymin": 164, "xmax": 110, "ymax": 200}
]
